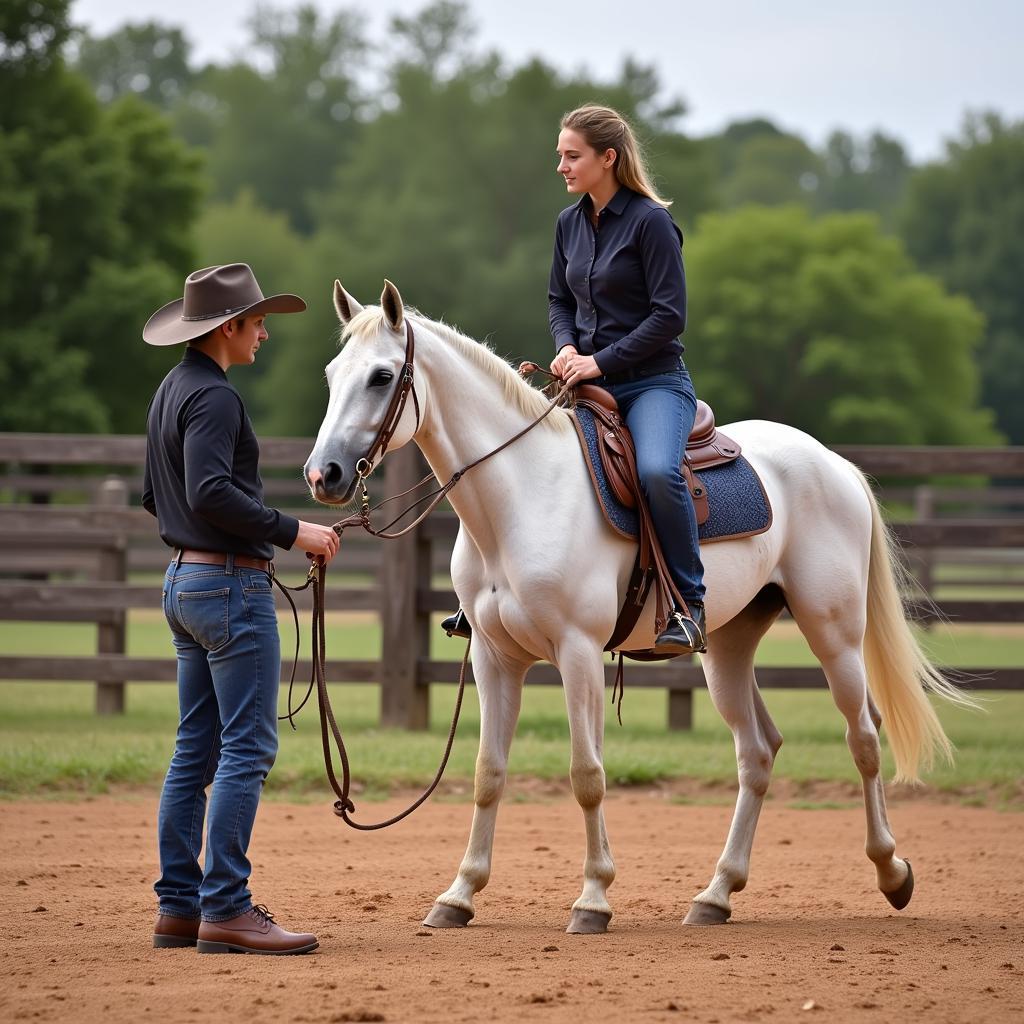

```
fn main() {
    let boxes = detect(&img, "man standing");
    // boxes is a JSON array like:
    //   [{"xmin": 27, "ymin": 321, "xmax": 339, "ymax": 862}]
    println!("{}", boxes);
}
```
[{"xmin": 143, "ymin": 264, "xmax": 338, "ymax": 955}]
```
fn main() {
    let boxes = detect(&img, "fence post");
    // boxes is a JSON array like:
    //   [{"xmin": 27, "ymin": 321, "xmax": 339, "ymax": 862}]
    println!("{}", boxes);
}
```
[
  {"xmin": 95, "ymin": 476, "xmax": 128, "ymax": 715},
  {"xmin": 668, "ymin": 658, "xmax": 694, "ymax": 730},
  {"xmin": 378, "ymin": 447, "xmax": 431, "ymax": 729},
  {"xmin": 913, "ymin": 485, "xmax": 935, "ymax": 600}
]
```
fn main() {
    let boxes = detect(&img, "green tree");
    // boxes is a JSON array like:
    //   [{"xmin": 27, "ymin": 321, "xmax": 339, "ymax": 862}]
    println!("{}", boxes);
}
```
[
  {"xmin": 901, "ymin": 112, "xmax": 1024, "ymax": 442},
  {"xmin": 278, "ymin": 3, "xmax": 715, "ymax": 436},
  {"xmin": 192, "ymin": 189, "xmax": 326, "ymax": 431},
  {"xmin": 816, "ymin": 130, "xmax": 911, "ymax": 226},
  {"xmin": 172, "ymin": 3, "xmax": 366, "ymax": 233},
  {"xmin": 72, "ymin": 20, "xmax": 193, "ymax": 108},
  {"xmin": 0, "ymin": 0, "xmax": 204, "ymax": 433},
  {"xmin": 720, "ymin": 131, "xmax": 823, "ymax": 208},
  {"xmin": 684, "ymin": 206, "xmax": 998, "ymax": 445}
]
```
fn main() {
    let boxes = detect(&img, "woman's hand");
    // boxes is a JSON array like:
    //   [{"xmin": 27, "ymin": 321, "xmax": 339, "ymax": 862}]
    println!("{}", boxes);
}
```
[
  {"xmin": 561, "ymin": 352, "xmax": 601, "ymax": 387},
  {"xmin": 550, "ymin": 346, "xmax": 577, "ymax": 379}
]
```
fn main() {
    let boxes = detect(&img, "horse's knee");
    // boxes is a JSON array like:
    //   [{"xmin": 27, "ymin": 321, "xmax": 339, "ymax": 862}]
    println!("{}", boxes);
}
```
[
  {"xmin": 737, "ymin": 744, "xmax": 774, "ymax": 796},
  {"xmin": 846, "ymin": 724, "xmax": 881, "ymax": 777},
  {"xmin": 473, "ymin": 754, "xmax": 506, "ymax": 807},
  {"xmin": 570, "ymin": 760, "xmax": 605, "ymax": 810}
]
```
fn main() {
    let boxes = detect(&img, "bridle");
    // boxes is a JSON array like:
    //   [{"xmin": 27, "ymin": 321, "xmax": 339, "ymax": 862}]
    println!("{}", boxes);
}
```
[
  {"xmin": 279, "ymin": 320, "xmax": 571, "ymax": 830},
  {"xmin": 352, "ymin": 319, "xmax": 421, "ymax": 484}
]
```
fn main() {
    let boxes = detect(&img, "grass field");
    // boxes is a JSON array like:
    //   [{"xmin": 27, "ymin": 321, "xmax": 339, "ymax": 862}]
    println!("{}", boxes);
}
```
[{"xmin": 1, "ymin": 613, "xmax": 1021, "ymax": 806}]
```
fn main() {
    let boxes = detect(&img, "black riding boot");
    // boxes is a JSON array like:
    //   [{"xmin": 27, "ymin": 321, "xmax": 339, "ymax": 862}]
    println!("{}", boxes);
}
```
[
  {"xmin": 441, "ymin": 608, "xmax": 472, "ymax": 639},
  {"xmin": 653, "ymin": 602, "xmax": 706, "ymax": 655}
]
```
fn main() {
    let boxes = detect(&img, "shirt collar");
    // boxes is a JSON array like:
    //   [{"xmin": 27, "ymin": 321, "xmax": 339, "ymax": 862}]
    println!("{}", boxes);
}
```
[
  {"xmin": 573, "ymin": 185, "xmax": 635, "ymax": 216},
  {"xmin": 182, "ymin": 346, "xmax": 228, "ymax": 379}
]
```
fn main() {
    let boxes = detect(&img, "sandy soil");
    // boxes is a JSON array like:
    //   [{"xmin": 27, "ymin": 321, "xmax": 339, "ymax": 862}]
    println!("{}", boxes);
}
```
[{"xmin": 2, "ymin": 791, "xmax": 1022, "ymax": 1024}]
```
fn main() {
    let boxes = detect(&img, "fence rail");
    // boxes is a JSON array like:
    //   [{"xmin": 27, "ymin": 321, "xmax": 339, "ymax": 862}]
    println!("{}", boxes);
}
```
[{"xmin": 2, "ymin": 433, "xmax": 1023, "ymax": 726}]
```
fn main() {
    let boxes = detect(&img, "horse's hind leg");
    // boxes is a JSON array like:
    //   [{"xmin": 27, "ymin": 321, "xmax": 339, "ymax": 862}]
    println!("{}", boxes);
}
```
[
  {"xmin": 685, "ymin": 585, "xmax": 786, "ymax": 925},
  {"xmin": 423, "ymin": 643, "xmax": 528, "ymax": 927},
  {"xmin": 786, "ymin": 587, "xmax": 913, "ymax": 908},
  {"xmin": 558, "ymin": 635, "xmax": 616, "ymax": 934}
]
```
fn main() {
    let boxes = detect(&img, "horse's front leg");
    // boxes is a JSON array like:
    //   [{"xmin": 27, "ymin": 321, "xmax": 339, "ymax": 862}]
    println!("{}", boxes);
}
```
[
  {"xmin": 423, "ymin": 641, "xmax": 528, "ymax": 928},
  {"xmin": 558, "ymin": 634, "xmax": 616, "ymax": 934}
]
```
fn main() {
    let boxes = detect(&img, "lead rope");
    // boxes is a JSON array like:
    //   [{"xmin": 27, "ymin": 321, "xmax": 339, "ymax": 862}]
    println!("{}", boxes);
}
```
[{"xmin": 308, "ymin": 556, "xmax": 473, "ymax": 829}]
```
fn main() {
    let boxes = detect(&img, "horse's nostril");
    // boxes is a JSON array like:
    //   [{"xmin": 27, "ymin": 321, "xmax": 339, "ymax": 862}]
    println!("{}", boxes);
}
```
[{"xmin": 324, "ymin": 462, "xmax": 344, "ymax": 488}]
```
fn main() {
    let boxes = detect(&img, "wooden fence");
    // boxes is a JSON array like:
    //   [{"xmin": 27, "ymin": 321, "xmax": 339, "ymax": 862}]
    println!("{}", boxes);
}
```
[{"xmin": 1, "ymin": 433, "xmax": 1023, "ymax": 727}]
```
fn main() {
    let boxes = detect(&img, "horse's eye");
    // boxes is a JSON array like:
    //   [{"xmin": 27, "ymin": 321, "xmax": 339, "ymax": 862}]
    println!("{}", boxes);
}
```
[{"xmin": 369, "ymin": 369, "xmax": 394, "ymax": 388}]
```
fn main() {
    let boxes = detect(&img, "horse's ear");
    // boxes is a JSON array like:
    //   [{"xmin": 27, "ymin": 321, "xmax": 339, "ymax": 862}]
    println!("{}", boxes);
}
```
[
  {"xmin": 333, "ymin": 280, "xmax": 363, "ymax": 325},
  {"xmin": 381, "ymin": 279, "xmax": 404, "ymax": 332}
]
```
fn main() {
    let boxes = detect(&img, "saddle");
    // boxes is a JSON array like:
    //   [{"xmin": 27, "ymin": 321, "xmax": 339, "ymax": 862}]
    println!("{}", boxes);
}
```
[{"xmin": 574, "ymin": 385, "xmax": 741, "ymax": 528}]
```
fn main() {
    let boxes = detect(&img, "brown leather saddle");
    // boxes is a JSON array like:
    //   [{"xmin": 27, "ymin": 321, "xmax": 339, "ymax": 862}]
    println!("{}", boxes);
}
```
[{"xmin": 574, "ymin": 384, "xmax": 741, "ymax": 527}]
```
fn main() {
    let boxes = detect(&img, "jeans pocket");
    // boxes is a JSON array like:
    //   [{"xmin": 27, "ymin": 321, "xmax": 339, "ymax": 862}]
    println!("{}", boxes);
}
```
[
  {"xmin": 241, "ymin": 572, "xmax": 272, "ymax": 594},
  {"xmin": 176, "ymin": 588, "xmax": 231, "ymax": 651}
]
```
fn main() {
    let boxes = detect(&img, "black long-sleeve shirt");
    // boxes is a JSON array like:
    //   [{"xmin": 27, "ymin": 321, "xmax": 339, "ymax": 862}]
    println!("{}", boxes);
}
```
[
  {"xmin": 142, "ymin": 347, "xmax": 299, "ymax": 559},
  {"xmin": 548, "ymin": 185, "xmax": 686, "ymax": 376}
]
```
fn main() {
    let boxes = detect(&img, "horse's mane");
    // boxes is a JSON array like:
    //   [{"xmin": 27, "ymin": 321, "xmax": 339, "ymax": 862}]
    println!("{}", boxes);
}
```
[{"xmin": 343, "ymin": 307, "xmax": 573, "ymax": 434}]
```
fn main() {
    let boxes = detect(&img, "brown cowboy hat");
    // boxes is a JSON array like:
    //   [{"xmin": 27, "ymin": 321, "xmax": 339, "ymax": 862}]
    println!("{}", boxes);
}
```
[{"xmin": 143, "ymin": 263, "xmax": 306, "ymax": 346}]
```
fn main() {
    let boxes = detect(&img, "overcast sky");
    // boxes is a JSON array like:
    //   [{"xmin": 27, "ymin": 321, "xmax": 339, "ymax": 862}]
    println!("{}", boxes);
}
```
[{"xmin": 74, "ymin": 0, "xmax": 1023, "ymax": 161}]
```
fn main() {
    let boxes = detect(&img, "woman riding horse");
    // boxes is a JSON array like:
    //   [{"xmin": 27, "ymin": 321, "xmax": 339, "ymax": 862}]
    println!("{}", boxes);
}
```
[{"xmin": 444, "ymin": 104, "xmax": 706, "ymax": 654}]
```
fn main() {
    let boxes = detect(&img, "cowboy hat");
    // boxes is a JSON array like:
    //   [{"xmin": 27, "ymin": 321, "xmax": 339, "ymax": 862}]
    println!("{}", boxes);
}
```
[{"xmin": 143, "ymin": 263, "xmax": 306, "ymax": 346}]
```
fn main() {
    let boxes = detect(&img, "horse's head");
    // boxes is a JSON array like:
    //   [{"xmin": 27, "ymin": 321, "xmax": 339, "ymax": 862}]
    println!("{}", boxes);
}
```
[{"xmin": 304, "ymin": 279, "xmax": 421, "ymax": 504}]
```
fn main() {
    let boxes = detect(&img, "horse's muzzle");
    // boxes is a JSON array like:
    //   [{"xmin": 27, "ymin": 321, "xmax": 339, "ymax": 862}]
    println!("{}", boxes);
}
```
[{"xmin": 305, "ymin": 460, "xmax": 357, "ymax": 505}]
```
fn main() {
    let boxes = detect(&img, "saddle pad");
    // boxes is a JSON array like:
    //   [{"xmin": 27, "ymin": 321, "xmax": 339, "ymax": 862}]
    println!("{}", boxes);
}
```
[{"xmin": 574, "ymin": 405, "xmax": 773, "ymax": 544}]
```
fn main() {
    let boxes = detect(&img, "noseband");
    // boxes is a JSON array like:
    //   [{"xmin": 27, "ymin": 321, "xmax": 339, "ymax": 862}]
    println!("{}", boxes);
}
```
[{"xmin": 354, "ymin": 319, "xmax": 421, "ymax": 482}]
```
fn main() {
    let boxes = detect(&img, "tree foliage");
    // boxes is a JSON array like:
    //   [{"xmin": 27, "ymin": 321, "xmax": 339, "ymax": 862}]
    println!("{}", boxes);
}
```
[
  {"xmin": 72, "ymin": 20, "xmax": 193, "ymax": 108},
  {"xmin": 5, "ymin": 0, "xmax": 1009, "ymax": 447},
  {"xmin": 902, "ymin": 112, "xmax": 1024, "ymax": 442},
  {"xmin": 816, "ymin": 130, "xmax": 911, "ymax": 227},
  {"xmin": 170, "ymin": 3, "xmax": 366, "ymax": 234},
  {"xmin": 0, "ymin": 0, "xmax": 204, "ymax": 432},
  {"xmin": 684, "ymin": 206, "xmax": 998, "ymax": 445}
]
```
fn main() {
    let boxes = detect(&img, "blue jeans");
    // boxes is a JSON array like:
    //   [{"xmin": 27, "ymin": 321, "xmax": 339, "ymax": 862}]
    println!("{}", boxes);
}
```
[
  {"xmin": 604, "ymin": 366, "xmax": 706, "ymax": 606},
  {"xmin": 155, "ymin": 558, "xmax": 280, "ymax": 922}
]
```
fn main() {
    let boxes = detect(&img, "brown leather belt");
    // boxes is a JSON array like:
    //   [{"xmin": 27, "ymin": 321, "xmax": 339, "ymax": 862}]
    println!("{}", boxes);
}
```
[{"xmin": 174, "ymin": 548, "xmax": 272, "ymax": 573}]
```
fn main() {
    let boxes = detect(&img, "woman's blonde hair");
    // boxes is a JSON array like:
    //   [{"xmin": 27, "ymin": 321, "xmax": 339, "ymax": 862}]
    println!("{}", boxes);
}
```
[{"xmin": 561, "ymin": 104, "xmax": 671, "ymax": 208}]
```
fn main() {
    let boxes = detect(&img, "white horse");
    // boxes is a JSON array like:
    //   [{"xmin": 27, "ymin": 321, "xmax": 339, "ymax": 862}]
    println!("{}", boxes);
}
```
[{"xmin": 305, "ymin": 279, "xmax": 970, "ymax": 934}]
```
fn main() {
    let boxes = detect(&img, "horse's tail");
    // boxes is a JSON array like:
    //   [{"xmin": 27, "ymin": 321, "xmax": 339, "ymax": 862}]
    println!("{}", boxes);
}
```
[{"xmin": 855, "ymin": 468, "xmax": 977, "ymax": 784}]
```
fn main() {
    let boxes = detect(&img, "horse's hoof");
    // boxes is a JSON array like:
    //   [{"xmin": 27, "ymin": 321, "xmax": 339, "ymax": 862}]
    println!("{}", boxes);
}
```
[
  {"xmin": 683, "ymin": 900, "xmax": 731, "ymax": 926},
  {"xmin": 422, "ymin": 903, "xmax": 474, "ymax": 928},
  {"xmin": 883, "ymin": 859, "xmax": 914, "ymax": 911},
  {"xmin": 566, "ymin": 909, "xmax": 611, "ymax": 934}
]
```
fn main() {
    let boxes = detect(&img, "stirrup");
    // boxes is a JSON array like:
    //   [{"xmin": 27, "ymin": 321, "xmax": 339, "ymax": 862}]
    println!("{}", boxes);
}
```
[
  {"xmin": 654, "ymin": 606, "xmax": 706, "ymax": 656},
  {"xmin": 441, "ymin": 608, "xmax": 471, "ymax": 639}
]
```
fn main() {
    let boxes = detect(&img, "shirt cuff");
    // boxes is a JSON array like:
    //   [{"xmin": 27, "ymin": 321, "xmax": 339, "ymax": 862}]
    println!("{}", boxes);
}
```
[
  {"xmin": 593, "ymin": 347, "xmax": 625, "ymax": 376},
  {"xmin": 271, "ymin": 513, "xmax": 301, "ymax": 550},
  {"xmin": 555, "ymin": 335, "xmax": 578, "ymax": 352}
]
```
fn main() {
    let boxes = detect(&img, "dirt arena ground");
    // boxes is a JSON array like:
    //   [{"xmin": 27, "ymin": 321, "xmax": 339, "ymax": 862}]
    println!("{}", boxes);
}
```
[{"xmin": 3, "ymin": 790, "xmax": 1022, "ymax": 1024}]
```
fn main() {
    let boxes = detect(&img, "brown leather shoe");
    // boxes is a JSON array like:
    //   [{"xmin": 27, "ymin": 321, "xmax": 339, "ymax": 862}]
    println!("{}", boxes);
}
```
[
  {"xmin": 153, "ymin": 913, "xmax": 200, "ymax": 948},
  {"xmin": 196, "ymin": 905, "xmax": 318, "ymax": 955}
]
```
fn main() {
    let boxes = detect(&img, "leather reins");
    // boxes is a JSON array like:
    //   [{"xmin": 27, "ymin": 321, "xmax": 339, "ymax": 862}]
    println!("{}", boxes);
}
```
[{"xmin": 276, "ymin": 325, "xmax": 571, "ymax": 829}]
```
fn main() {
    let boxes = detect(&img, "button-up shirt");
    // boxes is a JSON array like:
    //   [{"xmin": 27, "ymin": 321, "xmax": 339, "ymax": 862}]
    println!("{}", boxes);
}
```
[
  {"xmin": 142, "ymin": 347, "xmax": 299, "ymax": 559},
  {"xmin": 548, "ymin": 186, "xmax": 686, "ymax": 376}
]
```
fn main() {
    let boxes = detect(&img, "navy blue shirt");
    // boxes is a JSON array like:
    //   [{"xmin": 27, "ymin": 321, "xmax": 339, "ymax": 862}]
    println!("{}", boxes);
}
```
[
  {"xmin": 142, "ymin": 347, "xmax": 299, "ymax": 560},
  {"xmin": 548, "ymin": 185, "xmax": 686, "ymax": 376}
]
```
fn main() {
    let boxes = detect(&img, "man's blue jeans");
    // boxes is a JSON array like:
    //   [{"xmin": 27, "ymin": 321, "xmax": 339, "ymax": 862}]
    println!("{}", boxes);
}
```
[
  {"xmin": 155, "ymin": 558, "xmax": 280, "ymax": 922},
  {"xmin": 605, "ymin": 366, "xmax": 707, "ymax": 606}
]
